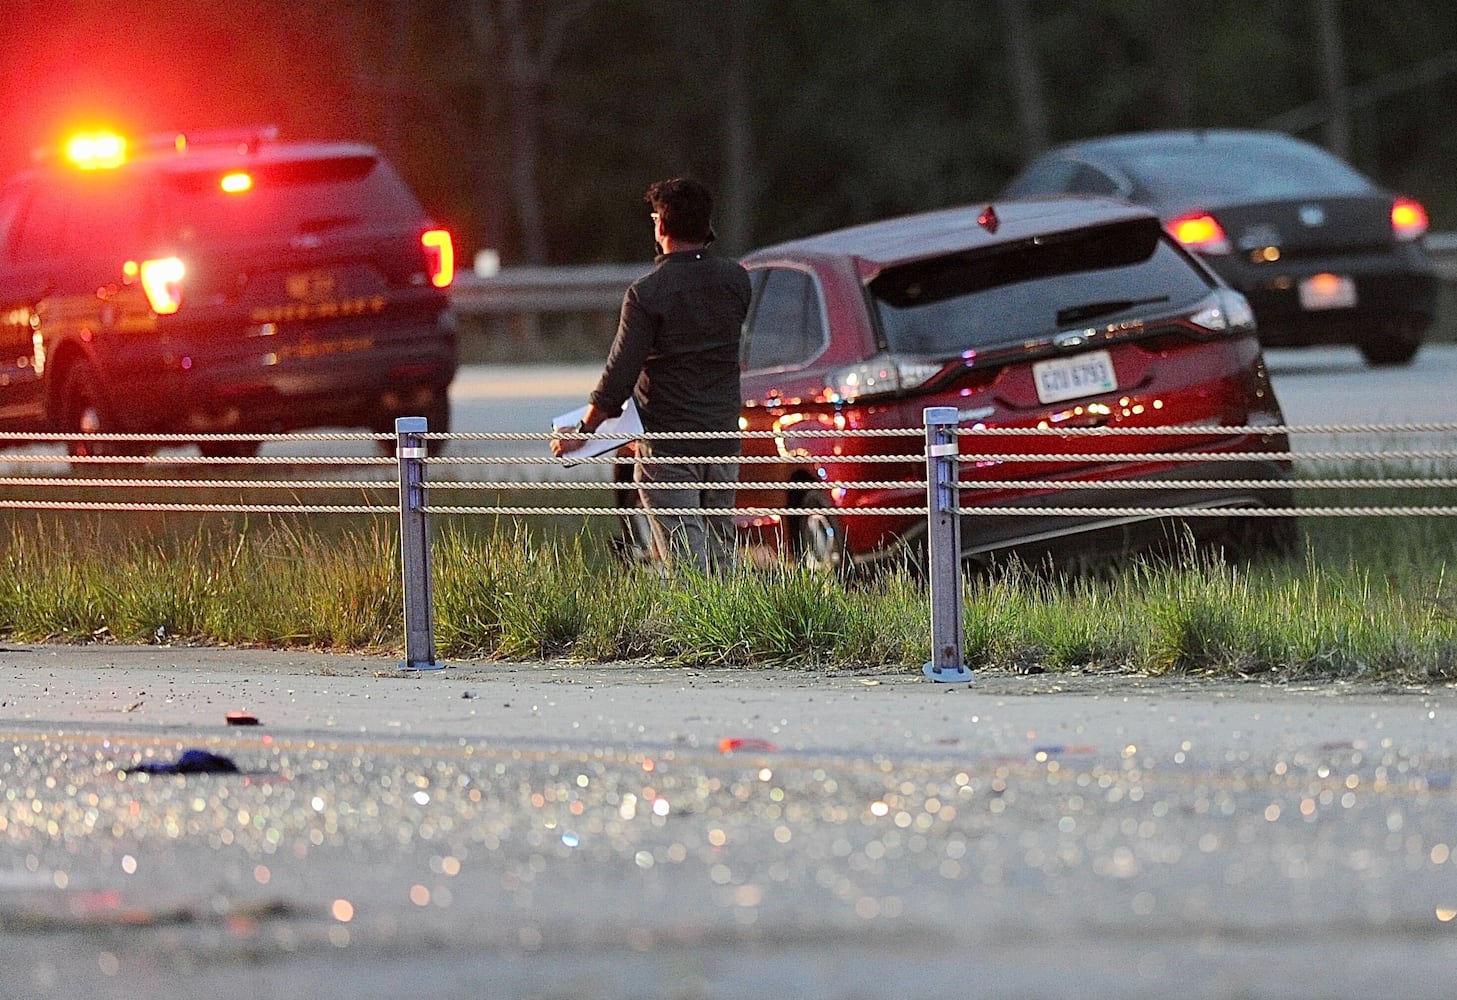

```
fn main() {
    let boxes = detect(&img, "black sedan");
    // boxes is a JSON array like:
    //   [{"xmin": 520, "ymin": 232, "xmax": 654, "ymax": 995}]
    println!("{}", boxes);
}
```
[{"xmin": 1002, "ymin": 129, "xmax": 1438, "ymax": 366}]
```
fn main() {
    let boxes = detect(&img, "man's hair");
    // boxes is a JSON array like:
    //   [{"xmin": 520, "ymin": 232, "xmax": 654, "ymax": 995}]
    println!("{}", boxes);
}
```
[{"xmin": 644, "ymin": 177, "xmax": 715, "ymax": 244}]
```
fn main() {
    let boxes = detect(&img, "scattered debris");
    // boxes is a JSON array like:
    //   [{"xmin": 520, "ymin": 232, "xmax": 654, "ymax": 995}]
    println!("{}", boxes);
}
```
[
  {"xmin": 129, "ymin": 749, "xmax": 240, "ymax": 775},
  {"xmin": 225, "ymin": 712, "xmax": 261, "ymax": 726},
  {"xmin": 1031, "ymin": 745, "xmax": 1098, "ymax": 757},
  {"xmin": 718, "ymin": 737, "xmax": 778, "ymax": 754},
  {"xmin": 0, "ymin": 894, "xmax": 300, "ymax": 932}
]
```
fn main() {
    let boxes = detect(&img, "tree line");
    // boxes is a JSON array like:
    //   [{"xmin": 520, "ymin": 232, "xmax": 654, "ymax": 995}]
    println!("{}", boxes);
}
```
[{"xmin": 4, "ymin": 0, "xmax": 1455, "ymax": 266}]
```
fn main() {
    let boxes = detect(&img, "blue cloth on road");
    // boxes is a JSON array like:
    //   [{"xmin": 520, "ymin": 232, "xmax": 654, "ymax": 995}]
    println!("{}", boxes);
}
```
[{"xmin": 129, "ymin": 749, "xmax": 240, "ymax": 774}]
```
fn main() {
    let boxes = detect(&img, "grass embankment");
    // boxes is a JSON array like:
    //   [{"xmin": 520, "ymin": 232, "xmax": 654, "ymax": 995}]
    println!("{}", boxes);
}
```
[{"xmin": 1, "ymin": 485, "xmax": 1454, "ymax": 681}]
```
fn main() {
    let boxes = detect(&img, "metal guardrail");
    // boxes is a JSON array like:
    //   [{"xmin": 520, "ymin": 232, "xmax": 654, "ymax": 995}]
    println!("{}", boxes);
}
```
[
  {"xmin": 452, "ymin": 263, "xmax": 651, "ymax": 314},
  {"xmin": 3, "ymin": 417, "xmax": 1456, "ymax": 681},
  {"xmin": 452, "ymin": 235, "xmax": 1457, "ymax": 314},
  {"xmin": 1428, "ymin": 232, "xmax": 1457, "ymax": 282}
]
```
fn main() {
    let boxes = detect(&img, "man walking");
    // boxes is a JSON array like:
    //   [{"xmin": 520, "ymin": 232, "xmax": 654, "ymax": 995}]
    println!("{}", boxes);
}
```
[{"xmin": 553, "ymin": 178, "xmax": 751, "ymax": 574}]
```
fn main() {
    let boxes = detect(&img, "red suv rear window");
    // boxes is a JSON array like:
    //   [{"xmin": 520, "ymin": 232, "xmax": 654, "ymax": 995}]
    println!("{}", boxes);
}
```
[{"xmin": 869, "ymin": 218, "xmax": 1214, "ymax": 356}]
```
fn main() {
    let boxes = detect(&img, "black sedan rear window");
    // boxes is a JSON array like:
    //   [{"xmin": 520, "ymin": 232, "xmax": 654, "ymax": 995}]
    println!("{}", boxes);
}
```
[
  {"xmin": 1124, "ymin": 138, "xmax": 1372, "ymax": 202},
  {"xmin": 869, "ymin": 218, "xmax": 1213, "ymax": 355}
]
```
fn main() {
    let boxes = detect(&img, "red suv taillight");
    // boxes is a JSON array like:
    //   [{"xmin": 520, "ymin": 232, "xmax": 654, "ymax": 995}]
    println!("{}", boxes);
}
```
[
  {"xmin": 125, "ymin": 257, "xmax": 185, "ymax": 315},
  {"xmin": 1166, "ymin": 211, "xmax": 1231, "ymax": 255},
  {"xmin": 1186, "ymin": 288, "xmax": 1256, "ymax": 337},
  {"xmin": 1391, "ymin": 196, "xmax": 1429, "ymax": 241},
  {"xmin": 422, "ymin": 229, "xmax": 454, "ymax": 288}
]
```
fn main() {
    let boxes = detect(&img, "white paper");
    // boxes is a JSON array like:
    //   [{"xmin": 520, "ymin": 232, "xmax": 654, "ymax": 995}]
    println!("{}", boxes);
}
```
[{"xmin": 551, "ymin": 398, "xmax": 642, "ymax": 464}]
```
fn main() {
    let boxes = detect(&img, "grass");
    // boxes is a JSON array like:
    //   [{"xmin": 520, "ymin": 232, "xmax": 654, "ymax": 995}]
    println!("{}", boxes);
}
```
[{"xmin": 0, "ymin": 476, "xmax": 1455, "ymax": 682}]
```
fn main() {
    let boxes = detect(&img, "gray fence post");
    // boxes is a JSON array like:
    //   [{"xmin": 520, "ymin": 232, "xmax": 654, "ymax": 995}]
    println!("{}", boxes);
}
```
[
  {"xmin": 922, "ymin": 407, "xmax": 971, "ymax": 684},
  {"xmin": 396, "ymin": 416, "xmax": 441, "ymax": 671}
]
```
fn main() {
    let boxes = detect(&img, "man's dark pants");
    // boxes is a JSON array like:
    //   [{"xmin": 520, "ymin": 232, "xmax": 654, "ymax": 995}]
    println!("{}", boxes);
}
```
[{"xmin": 634, "ymin": 440, "xmax": 738, "ymax": 575}]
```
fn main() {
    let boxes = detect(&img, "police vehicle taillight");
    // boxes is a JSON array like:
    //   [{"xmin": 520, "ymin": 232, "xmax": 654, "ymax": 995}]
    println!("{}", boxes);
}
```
[
  {"xmin": 220, "ymin": 171, "xmax": 253, "ymax": 194},
  {"xmin": 422, "ymin": 229, "xmax": 454, "ymax": 288},
  {"xmin": 132, "ymin": 257, "xmax": 185, "ymax": 315}
]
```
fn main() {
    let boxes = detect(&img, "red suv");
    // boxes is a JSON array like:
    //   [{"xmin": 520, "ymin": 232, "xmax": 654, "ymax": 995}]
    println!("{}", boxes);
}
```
[
  {"xmin": 0, "ymin": 127, "xmax": 456, "ymax": 456},
  {"xmin": 622, "ymin": 196, "xmax": 1294, "ymax": 571}
]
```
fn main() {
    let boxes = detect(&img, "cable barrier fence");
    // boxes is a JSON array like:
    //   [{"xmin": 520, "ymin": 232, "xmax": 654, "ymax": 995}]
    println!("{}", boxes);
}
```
[{"xmin": 3, "ymin": 410, "xmax": 1457, "ymax": 682}]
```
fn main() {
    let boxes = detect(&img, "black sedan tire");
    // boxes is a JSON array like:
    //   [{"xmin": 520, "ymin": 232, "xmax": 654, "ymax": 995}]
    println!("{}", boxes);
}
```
[{"xmin": 1359, "ymin": 322, "xmax": 1422, "ymax": 367}]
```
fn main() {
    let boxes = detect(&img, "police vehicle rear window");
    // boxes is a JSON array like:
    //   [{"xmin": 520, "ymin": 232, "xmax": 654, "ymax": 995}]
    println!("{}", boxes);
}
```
[{"xmin": 155, "ymin": 154, "xmax": 422, "ymax": 243}]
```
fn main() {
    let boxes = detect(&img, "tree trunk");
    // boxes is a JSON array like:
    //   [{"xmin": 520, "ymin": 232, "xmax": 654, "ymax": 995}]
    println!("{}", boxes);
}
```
[
  {"xmin": 719, "ymin": 0, "xmax": 754, "ymax": 253},
  {"xmin": 999, "ymin": 0, "xmax": 1050, "ymax": 158},
  {"xmin": 1315, "ymin": 0, "xmax": 1351, "ymax": 157}
]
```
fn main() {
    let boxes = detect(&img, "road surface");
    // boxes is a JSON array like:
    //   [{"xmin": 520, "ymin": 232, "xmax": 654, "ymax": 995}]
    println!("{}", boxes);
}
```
[{"xmin": 2, "ymin": 645, "xmax": 1456, "ymax": 1000}]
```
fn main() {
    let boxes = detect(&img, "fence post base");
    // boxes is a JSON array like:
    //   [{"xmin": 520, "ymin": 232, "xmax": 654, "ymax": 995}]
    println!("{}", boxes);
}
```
[{"xmin": 922, "ymin": 660, "xmax": 973, "ymax": 684}]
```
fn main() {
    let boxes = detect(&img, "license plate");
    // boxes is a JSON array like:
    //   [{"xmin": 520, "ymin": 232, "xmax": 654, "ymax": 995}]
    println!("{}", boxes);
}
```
[
  {"xmin": 1033, "ymin": 350, "xmax": 1117, "ymax": 404},
  {"xmin": 1298, "ymin": 273, "xmax": 1357, "ymax": 311}
]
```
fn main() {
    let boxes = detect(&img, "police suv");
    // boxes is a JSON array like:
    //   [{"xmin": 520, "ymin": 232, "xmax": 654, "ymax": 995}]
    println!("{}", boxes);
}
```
[{"xmin": 0, "ymin": 127, "xmax": 456, "ymax": 456}]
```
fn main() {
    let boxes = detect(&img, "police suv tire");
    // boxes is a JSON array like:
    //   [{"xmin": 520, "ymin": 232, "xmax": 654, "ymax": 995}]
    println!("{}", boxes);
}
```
[{"xmin": 60, "ymin": 362, "xmax": 122, "ymax": 458}]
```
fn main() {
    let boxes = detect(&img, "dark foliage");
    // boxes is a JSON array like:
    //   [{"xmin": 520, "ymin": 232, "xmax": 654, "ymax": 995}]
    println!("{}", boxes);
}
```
[{"xmin": 2, "ymin": 0, "xmax": 1453, "ymax": 264}]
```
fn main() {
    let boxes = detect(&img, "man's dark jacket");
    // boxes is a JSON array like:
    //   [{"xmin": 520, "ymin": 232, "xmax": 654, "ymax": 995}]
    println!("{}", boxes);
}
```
[{"xmin": 589, "ymin": 249, "xmax": 752, "ymax": 457}]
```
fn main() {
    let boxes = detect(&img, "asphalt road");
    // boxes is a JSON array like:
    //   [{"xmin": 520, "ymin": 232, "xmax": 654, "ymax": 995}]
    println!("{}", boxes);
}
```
[
  {"xmin": 1260, "ymin": 343, "xmax": 1457, "ymax": 428},
  {"xmin": 3, "ymin": 645, "xmax": 1457, "ymax": 1000},
  {"xmin": 1259, "ymin": 344, "xmax": 1457, "ymax": 460}
]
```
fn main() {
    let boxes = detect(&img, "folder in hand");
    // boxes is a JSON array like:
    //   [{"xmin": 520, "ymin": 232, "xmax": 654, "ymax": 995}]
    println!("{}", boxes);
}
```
[{"xmin": 551, "ymin": 398, "xmax": 642, "ymax": 464}]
